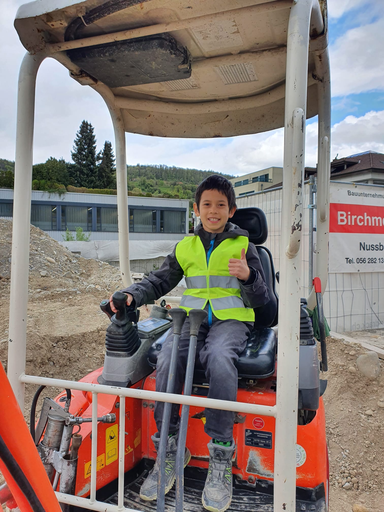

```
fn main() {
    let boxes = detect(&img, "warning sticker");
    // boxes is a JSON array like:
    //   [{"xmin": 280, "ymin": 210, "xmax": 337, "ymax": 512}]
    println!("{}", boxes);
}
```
[
  {"xmin": 134, "ymin": 428, "xmax": 141, "ymax": 449},
  {"xmin": 245, "ymin": 429, "xmax": 272, "ymax": 449},
  {"xmin": 84, "ymin": 454, "xmax": 105, "ymax": 480},
  {"xmin": 296, "ymin": 444, "xmax": 307, "ymax": 467},
  {"xmin": 106, "ymin": 424, "xmax": 118, "ymax": 465},
  {"xmin": 252, "ymin": 417, "xmax": 265, "ymax": 430}
]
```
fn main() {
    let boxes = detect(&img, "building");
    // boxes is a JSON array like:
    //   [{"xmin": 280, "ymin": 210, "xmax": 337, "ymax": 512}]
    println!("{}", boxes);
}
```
[
  {"xmin": 0, "ymin": 189, "xmax": 189, "ymax": 242},
  {"xmin": 231, "ymin": 152, "xmax": 384, "ymax": 198},
  {"xmin": 329, "ymin": 151, "xmax": 384, "ymax": 185},
  {"xmin": 229, "ymin": 167, "xmax": 283, "ymax": 197}
]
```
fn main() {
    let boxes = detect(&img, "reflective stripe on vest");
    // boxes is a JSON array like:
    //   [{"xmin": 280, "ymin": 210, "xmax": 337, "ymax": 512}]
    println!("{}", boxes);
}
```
[
  {"xmin": 176, "ymin": 236, "xmax": 255, "ymax": 322},
  {"xmin": 185, "ymin": 275, "xmax": 240, "ymax": 289}
]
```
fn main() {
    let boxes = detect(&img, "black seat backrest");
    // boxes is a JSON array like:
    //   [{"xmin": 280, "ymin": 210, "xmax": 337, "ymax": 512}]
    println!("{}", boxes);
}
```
[{"xmin": 231, "ymin": 207, "xmax": 278, "ymax": 328}]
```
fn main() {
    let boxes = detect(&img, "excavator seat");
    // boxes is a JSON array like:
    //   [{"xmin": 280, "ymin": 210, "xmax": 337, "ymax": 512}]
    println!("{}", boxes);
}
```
[{"xmin": 148, "ymin": 207, "xmax": 278, "ymax": 380}]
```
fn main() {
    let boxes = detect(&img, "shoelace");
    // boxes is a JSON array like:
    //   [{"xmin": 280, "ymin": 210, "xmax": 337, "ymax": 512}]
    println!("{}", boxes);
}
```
[{"xmin": 208, "ymin": 457, "xmax": 231, "ymax": 485}]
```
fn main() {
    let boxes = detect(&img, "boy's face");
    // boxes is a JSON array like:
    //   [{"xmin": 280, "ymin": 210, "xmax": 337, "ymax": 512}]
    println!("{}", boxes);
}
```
[{"xmin": 193, "ymin": 189, "xmax": 236, "ymax": 233}]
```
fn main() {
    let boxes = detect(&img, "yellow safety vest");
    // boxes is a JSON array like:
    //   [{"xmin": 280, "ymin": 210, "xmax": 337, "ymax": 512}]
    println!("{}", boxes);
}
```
[{"xmin": 175, "ymin": 236, "xmax": 255, "ymax": 322}]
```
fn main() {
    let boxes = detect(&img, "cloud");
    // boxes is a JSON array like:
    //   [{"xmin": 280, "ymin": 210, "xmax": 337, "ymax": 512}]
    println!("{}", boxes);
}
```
[
  {"xmin": 124, "ymin": 110, "xmax": 384, "ymax": 176},
  {"xmin": 328, "ymin": 0, "xmax": 384, "ymax": 20},
  {"xmin": 328, "ymin": 0, "xmax": 363, "ymax": 19},
  {"xmin": 125, "ymin": 130, "xmax": 285, "ymax": 176},
  {"xmin": 330, "ymin": 17, "xmax": 384, "ymax": 97},
  {"xmin": 332, "ymin": 97, "xmax": 359, "ymax": 112},
  {"xmin": 330, "ymin": 110, "xmax": 384, "ymax": 158}
]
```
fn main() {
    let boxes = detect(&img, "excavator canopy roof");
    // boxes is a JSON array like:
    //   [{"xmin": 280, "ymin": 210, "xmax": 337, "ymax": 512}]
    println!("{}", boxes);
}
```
[{"xmin": 14, "ymin": 0, "xmax": 326, "ymax": 139}]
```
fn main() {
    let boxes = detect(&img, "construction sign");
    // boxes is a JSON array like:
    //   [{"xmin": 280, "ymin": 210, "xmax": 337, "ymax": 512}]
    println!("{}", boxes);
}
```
[{"xmin": 329, "ymin": 183, "xmax": 384, "ymax": 272}]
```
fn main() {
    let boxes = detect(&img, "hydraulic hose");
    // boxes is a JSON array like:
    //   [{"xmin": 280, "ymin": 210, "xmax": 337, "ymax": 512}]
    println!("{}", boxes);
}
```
[
  {"xmin": 0, "ymin": 433, "xmax": 46, "ymax": 512},
  {"xmin": 29, "ymin": 386, "xmax": 45, "ymax": 443}
]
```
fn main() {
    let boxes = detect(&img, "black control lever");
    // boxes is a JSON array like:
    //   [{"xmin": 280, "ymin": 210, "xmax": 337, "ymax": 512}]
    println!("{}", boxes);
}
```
[{"xmin": 100, "ymin": 292, "xmax": 137, "ymax": 324}]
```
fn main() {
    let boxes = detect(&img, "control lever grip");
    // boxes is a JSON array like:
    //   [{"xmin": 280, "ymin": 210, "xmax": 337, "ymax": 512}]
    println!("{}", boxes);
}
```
[
  {"xmin": 168, "ymin": 308, "xmax": 187, "ymax": 335},
  {"xmin": 188, "ymin": 309, "xmax": 207, "ymax": 336},
  {"xmin": 112, "ymin": 291, "xmax": 130, "ymax": 319}
]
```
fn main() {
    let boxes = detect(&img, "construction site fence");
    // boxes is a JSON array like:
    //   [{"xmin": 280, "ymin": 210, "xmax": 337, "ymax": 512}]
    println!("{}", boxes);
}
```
[{"xmin": 237, "ymin": 180, "xmax": 384, "ymax": 334}]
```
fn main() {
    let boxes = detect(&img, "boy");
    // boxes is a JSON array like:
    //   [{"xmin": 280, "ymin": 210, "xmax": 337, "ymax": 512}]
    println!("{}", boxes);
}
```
[{"xmin": 116, "ymin": 175, "xmax": 269, "ymax": 512}]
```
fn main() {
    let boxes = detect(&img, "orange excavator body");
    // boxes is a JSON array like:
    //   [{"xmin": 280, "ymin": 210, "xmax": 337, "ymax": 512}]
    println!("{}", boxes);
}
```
[{"xmin": 54, "ymin": 367, "xmax": 328, "ymax": 501}]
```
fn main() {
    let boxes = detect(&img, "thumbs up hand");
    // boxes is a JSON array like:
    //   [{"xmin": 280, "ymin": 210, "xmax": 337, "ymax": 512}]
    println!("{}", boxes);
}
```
[{"xmin": 228, "ymin": 248, "xmax": 250, "ymax": 281}]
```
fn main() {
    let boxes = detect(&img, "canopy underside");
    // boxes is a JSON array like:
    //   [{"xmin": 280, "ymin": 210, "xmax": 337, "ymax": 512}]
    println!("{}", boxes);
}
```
[{"xmin": 15, "ymin": 0, "xmax": 327, "ymax": 138}]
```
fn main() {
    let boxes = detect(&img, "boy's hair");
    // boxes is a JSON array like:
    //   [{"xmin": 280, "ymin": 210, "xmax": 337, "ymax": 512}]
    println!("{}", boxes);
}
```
[{"xmin": 195, "ymin": 175, "xmax": 237, "ymax": 211}]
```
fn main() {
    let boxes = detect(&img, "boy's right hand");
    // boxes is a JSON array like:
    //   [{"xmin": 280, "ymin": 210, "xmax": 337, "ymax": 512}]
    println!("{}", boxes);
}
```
[{"xmin": 109, "ymin": 292, "xmax": 133, "ymax": 313}]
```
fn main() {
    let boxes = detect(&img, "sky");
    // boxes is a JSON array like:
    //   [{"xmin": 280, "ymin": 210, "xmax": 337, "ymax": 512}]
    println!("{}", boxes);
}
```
[{"xmin": 1, "ymin": 0, "xmax": 384, "ymax": 177}]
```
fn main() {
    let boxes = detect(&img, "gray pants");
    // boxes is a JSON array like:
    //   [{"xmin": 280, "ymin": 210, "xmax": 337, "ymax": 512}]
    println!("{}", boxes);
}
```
[{"xmin": 154, "ymin": 317, "xmax": 251, "ymax": 442}]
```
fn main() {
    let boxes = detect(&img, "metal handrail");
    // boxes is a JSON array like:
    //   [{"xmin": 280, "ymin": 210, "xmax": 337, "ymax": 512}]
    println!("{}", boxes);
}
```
[{"xmin": 21, "ymin": 373, "xmax": 277, "ymax": 511}]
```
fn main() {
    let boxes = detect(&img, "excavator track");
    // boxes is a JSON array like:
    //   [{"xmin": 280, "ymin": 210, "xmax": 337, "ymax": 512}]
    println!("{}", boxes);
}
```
[{"xmin": 106, "ymin": 461, "xmax": 326, "ymax": 512}]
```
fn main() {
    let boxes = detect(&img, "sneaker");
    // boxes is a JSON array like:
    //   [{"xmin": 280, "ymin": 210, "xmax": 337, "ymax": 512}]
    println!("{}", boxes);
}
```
[
  {"xmin": 202, "ymin": 439, "xmax": 235, "ymax": 512},
  {"xmin": 140, "ymin": 432, "xmax": 191, "ymax": 501}
]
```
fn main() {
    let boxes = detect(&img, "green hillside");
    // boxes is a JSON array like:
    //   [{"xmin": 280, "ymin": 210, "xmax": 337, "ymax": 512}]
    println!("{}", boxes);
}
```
[
  {"xmin": 127, "ymin": 164, "xmax": 233, "ymax": 200},
  {"xmin": 0, "ymin": 158, "xmax": 233, "ymax": 201}
]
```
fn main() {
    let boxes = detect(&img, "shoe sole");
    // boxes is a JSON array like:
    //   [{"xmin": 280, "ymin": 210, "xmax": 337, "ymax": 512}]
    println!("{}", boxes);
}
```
[
  {"xmin": 140, "ymin": 449, "xmax": 192, "ymax": 501},
  {"xmin": 202, "ymin": 495, "xmax": 231, "ymax": 512}
]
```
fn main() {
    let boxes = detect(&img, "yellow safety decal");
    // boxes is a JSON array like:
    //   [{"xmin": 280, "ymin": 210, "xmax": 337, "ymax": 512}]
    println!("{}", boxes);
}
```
[
  {"xmin": 134, "ymin": 428, "xmax": 141, "ymax": 448},
  {"xmin": 125, "ymin": 445, "xmax": 133, "ymax": 455},
  {"xmin": 106, "ymin": 424, "xmax": 118, "ymax": 466},
  {"xmin": 201, "ymin": 417, "xmax": 206, "ymax": 425},
  {"xmin": 84, "ymin": 454, "xmax": 105, "ymax": 480}
]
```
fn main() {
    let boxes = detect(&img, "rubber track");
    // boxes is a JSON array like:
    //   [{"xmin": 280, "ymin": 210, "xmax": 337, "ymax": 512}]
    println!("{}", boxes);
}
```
[{"xmin": 107, "ymin": 466, "xmax": 274, "ymax": 511}]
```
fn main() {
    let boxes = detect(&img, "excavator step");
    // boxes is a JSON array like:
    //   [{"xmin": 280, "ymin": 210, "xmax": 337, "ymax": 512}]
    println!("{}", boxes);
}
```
[{"xmin": 105, "ymin": 460, "xmax": 326, "ymax": 512}]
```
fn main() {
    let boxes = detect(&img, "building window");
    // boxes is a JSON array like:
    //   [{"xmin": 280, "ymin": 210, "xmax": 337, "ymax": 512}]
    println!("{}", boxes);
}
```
[
  {"xmin": 234, "ymin": 179, "xmax": 249, "ymax": 187},
  {"xmin": 129, "ymin": 208, "xmax": 156, "ymax": 232},
  {"xmin": 0, "ymin": 202, "xmax": 13, "ymax": 217},
  {"xmin": 160, "ymin": 210, "xmax": 185, "ymax": 233},
  {"xmin": 97, "ymin": 207, "xmax": 118, "ymax": 232},
  {"xmin": 31, "ymin": 204, "xmax": 57, "ymax": 230},
  {"xmin": 239, "ymin": 191, "xmax": 254, "ymax": 196},
  {"xmin": 61, "ymin": 205, "xmax": 92, "ymax": 231},
  {"xmin": 252, "ymin": 174, "xmax": 270, "ymax": 183}
]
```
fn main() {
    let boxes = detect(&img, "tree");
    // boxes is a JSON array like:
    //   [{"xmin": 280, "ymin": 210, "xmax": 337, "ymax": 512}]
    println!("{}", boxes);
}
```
[
  {"xmin": 0, "ymin": 170, "xmax": 14, "ymax": 188},
  {"xmin": 33, "ymin": 157, "xmax": 70, "ymax": 186},
  {"xmin": 70, "ymin": 120, "xmax": 97, "ymax": 188},
  {"xmin": 97, "ymin": 141, "xmax": 116, "ymax": 189}
]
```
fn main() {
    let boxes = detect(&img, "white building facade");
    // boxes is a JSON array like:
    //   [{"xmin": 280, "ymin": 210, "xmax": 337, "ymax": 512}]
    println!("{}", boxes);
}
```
[{"xmin": 230, "ymin": 167, "xmax": 283, "ymax": 197}]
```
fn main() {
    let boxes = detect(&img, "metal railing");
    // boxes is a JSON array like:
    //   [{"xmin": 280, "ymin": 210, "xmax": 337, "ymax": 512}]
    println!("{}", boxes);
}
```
[{"xmin": 21, "ymin": 373, "xmax": 276, "ymax": 511}]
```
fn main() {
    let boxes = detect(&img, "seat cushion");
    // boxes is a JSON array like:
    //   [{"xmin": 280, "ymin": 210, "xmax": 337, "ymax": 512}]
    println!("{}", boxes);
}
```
[{"xmin": 147, "ymin": 327, "xmax": 276, "ymax": 380}]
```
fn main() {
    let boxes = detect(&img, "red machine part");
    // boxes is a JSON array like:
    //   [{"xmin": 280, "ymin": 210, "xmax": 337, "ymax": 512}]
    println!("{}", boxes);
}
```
[
  {"xmin": 0, "ymin": 363, "xmax": 62, "ymax": 511},
  {"xmin": 60, "ymin": 368, "xmax": 328, "ymax": 502},
  {"xmin": 55, "ymin": 368, "xmax": 144, "ymax": 497},
  {"xmin": 142, "ymin": 373, "xmax": 328, "ymax": 494}
]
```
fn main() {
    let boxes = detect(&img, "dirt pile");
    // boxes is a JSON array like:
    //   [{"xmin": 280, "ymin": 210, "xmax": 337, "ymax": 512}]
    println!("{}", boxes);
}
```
[
  {"xmin": 0, "ymin": 218, "xmax": 383, "ymax": 512},
  {"xmin": 324, "ymin": 337, "xmax": 384, "ymax": 512}
]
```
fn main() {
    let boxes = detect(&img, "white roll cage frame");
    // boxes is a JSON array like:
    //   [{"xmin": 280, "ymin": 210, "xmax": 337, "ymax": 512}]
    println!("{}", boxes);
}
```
[{"xmin": 7, "ymin": 0, "xmax": 330, "ymax": 511}]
